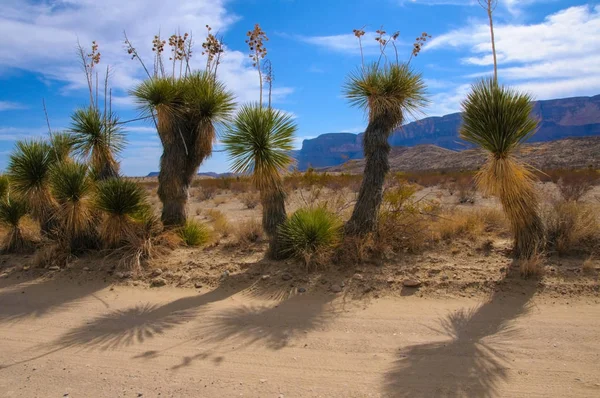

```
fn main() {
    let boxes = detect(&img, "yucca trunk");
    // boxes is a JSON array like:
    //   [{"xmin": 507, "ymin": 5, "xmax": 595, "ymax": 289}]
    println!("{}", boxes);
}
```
[
  {"xmin": 479, "ymin": 156, "xmax": 544, "ymax": 259},
  {"xmin": 261, "ymin": 187, "xmax": 287, "ymax": 258},
  {"xmin": 345, "ymin": 113, "xmax": 394, "ymax": 235},
  {"xmin": 28, "ymin": 189, "xmax": 59, "ymax": 238},
  {"xmin": 158, "ymin": 120, "xmax": 214, "ymax": 227}
]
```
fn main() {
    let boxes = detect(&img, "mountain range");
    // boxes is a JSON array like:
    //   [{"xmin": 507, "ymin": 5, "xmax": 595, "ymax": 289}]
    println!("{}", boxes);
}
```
[{"xmin": 294, "ymin": 94, "xmax": 600, "ymax": 170}]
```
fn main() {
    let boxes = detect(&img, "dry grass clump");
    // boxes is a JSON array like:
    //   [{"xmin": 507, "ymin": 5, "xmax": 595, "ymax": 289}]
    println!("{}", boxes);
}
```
[
  {"xmin": 433, "ymin": 208, "xmax": 508, "ymax": 242},
  {"xmin": 31, "ymin": 244, "xmax": 70, "ymax": 269},
  {"xmin": 582, "ymin": 256, "xmax": 596, "ymax": 274},
  {"xmin": 518, "ymin": 254, "xmax": 545, "ymax": 278},
  {"xmin": 178, "ymin": 219, "xmax": 211, "ymax": 247},
  {"xmin": 543, "ymin": 201, "xmax": 599, "ymax": 255},
  {"xmin": 554, "ymin": 170, "xmax": 598, "ymax": 202},
  {"xmin": 240, "ymin": 191, "xmax": 260, "ymax": 209},
  {"xmin": 232, "ymin": 218, "xmax": 264, "ymax": 246},
  {"xmin": 204, "ymin": 209, "xmax": 232, "ymax": 237}
]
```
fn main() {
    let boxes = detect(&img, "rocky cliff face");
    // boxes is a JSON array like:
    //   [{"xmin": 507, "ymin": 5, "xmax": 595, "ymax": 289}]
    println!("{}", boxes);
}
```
[{"xmin": 295, "ymin": 95, "xmax": 600, "ymax": 170}]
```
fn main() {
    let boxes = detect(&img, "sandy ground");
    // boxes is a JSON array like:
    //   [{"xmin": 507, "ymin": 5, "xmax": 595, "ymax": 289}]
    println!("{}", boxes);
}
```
[{"xmin": 1, "ymin": 276, "xmax": 599, "ymax": 397}]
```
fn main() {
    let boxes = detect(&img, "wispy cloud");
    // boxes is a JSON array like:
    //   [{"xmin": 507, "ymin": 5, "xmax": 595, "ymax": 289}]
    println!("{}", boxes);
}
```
[
  {"xmin": 0, "ymin": 0, "xmax": 293, "ymax": 108},
  {"xmin": 426, "ymin": 5, "xmax": 600, "ymax": 104},
  {"xmin": 0, "ymin": 101, "xmax": 27, "ymax": 112}
]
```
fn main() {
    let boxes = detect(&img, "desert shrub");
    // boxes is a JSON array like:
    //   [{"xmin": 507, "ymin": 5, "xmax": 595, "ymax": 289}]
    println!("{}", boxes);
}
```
[
  {"xmin": 94, "ymin": 178, "xmax": 146, "ymax": 248},
  {"xmin": 555, "ymin": 170, "xmax": 598, "ymax": 202},
  {"xmin": 113, "ymin": 206, "xmax": 176, "ymax": 272},
  {"xmin": 0, "ymin": 196, "xmax": 33, "ymax": 253},
  {"xmin": 178, "ymin": 219, "xmax": 210, "ymax": 247},
  {"xmin": 230, "ymin": 178, "xmax": 252, "ymax": 193},
  {"xmin": 240, "ymin": 191, "xmax": 260, "ymax": 209},
  {"xmin": 195, "ymin": 186, "xmax": 218, "ymax": 201},
  {"xmin": 434, "ymin": 208, "xmax": 508, "ymax": 242},
  {"xmin": 49, "ymin": 162, "xmax": 98, "ymax": 252},
  {"xmin": 544, "ymin": 202, "xmax": 599, "ymax": 255},
  {"xmin": 232, "ymin": 218, "xmax": 264, "ymax": 246},
  {"xmin": 204, "ymin": 209, "xmax": 231, "ymax": 237},
  {"xmin": 375, "ymin": 183, "xmax": 439, "ymax": 254},
  {"xmin": 279, "ymin": 207, "xmax": 342, "ymax": 267},
  {"xmin": 455, "ymin": 175, "xmax": 477, "ymax": 204}
]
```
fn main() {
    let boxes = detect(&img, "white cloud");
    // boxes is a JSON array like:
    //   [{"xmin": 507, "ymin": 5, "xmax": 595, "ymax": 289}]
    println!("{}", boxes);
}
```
[
  {"xmin": 0, "ymin": 101, "xmax": 27, "ymax": 112},
  {"xmin": 0, "ymin": 0, "xmax": 293, "ymax": 108},
  {"xmin": 426, "ymin": 5, "xmax": 600, "ymax": 105},
  {"xmin": 398, "ymin": 0, "xmax": 551, "ymax": 15},
  {"xmin": 299, "ymin": 32, "xmax": 399, "ymax": 55}
]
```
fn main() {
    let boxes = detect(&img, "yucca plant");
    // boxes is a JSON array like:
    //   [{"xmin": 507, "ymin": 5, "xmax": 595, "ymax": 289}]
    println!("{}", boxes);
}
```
[
  {"xmin": 0, "ymin": 175, "xmax": 10, "ymax": 201},
  {"xmin": 0, "ymin": 195, "xmax": 31, "ymax": 253},
  {"xmin": 49, "ymin": 132, "xmax": 75, "ymax": 163},
  {"xmin": 344, "ymin": 62, "xmax": 428, "ymax": 235},
  {"xmin": 94, "ymin": 178, "xmax": 146, "ymax": 248},
  {"xmin": 222, "ymin": 103, "xmax": 296, "ymax": 257},
  {"xmin": 7, "ymin": 139, "xmax": 58, "ymax": 236},
  {"xmin": 279, "ymin": 207, "xmax": 342, "ymax": 267},
  {"xmin": 132, "ymin": 71, "xmax": 235, "ymax": 227},
  {"xmin": 49, "ymin": 162, "xmax": 97, "ymax": 251},
  {"xmin": 70, "ymin": 106, "xmax": 125, "ymax": 180},
  {"xmin": 178, "ymin": 219, "xmax": 211, "ymax": 247},
  {"xmin": 460, "ymin": 78, "xmax": 544, "ymax": 259}
]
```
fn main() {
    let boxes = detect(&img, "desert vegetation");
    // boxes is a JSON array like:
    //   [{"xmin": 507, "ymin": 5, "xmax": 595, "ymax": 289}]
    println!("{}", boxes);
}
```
[{"xmin": 0, "ymin": 19, "xmax": 598, "ymax": 288}]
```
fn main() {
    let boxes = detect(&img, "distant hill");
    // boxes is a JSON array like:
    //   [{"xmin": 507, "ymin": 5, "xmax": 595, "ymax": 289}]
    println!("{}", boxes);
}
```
[
  {"xmin": 322, "ymin": 136, "xmax": 600, "ymax": 173},
  {"xmin": 296, "ymin": 94, "xmax": 600, "ymax": 170}
]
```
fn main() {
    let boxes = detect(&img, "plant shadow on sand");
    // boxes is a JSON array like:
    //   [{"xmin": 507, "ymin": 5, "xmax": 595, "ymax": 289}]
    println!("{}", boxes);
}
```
[
  {"xmin": 0, "ymin": 276, "xmax": 109, "ymax": 324},
  {"xmin": 383, "ymin": 264, "xmax": 538, "ymax": 398},
  {"xmin": 0, "ymin": 256, "xmax": 339, "ymax": 372}
]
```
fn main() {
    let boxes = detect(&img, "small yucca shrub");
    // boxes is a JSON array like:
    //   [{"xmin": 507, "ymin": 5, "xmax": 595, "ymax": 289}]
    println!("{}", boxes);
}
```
[
  {"xmin": 7, "ymin": 139, "xmax": 58, "ymax": 235},
  {"xmin": 279, "ymin": 207, "xmax": 342, "ymax": 267},
  {"xmin": 94, "ymin": 178, "xmax": 146, "ymax": 248},
  {"xmin": 0, "ymin": 196, "xmax": 32, "ymax": 253},
  {"xmin": 178, "ymin": 219, "xmax": 211, "ymax": 247},
  {"xmin": 50, "ymin": 162, "xmax": 97, "ymax": 251}
]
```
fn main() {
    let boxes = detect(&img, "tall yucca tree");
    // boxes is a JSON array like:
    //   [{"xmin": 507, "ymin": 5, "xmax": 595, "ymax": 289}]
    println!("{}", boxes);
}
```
[
  {"xmin": 461, "ymin": 79, "xmax": 544, "ymax": 259},
  {"xmin": 49, "ymin": 162, "xmax": 97, "ymax": 251},
  {"xmin": 344, "ymin": 63, "xmax": 428, "ymax": 235},
  {"xmin": 132, "ymin": 70, "xmax": 235, "ymax": 227},
  {"xmin": 94, "ymin": 178, "xmax": 146, "ymax": 248},
  {"xmin": 222, "ymin": 104, "xmax": 296, "ymax": 257},
  {"xmin": 7, "ymin": 140, "xmax": 58, "ymax": 236},
  {"xmin": 69, "ymin": 107, "xmax": 125, "ymax": 180}
]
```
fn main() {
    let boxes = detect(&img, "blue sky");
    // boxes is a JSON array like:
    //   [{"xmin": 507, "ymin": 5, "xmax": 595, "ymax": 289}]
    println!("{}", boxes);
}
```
[{"xmin": 1, "ymin": 0, "xmax": 599, "ymax": 175}]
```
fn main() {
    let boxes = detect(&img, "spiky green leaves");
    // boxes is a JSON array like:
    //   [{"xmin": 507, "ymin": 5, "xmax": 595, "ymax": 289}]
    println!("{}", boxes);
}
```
[
  {"xmin": 344, "ymin": 63, "xmax": 428, "ymax": 128},
  {"xmin": 222, "ymin": 104, "xmax": 296, "ymax": 192},
  {"xmin": 50, "ymin": 162, "xmax": 94, "ymax": 204},
  {"xmin": 70, "ymin": 107, "xmax": 125, "ymax": 179},
  {"xmin": 0, "ymin": 196, "xmax": 28, "ymax": 228},
  {"xmin": 131, "ymin": 71, "xmax": 235, "ymax": 140},
  {"xmin": 49, "ymin": 132, "xmax": 75, "ymax": 163},
  {"xmin": 8, "ymin": 140, "xmax": 55, "ymax": 197},
  {"xmin": 95, "ymin": 178, "xmax": 147, "ymax": 248},
  {"xmin": 0, "ymin": 175, "xmax": 9, "ymax": 201},
  {"xmin": 460, "ymin": 78, "xmax": 538, "ymax": 157},
  {"xmin": 0, "ymin": 195, "xmax": 31, "ymax": 253},
  {"xmin": 95, "ymin": 178, "xmax": 145, "ymax": 218},
  {"xmin": 178, "ymin": 219, "xmax": 210, "ymax": 246},
  {"xmin": 279, "ymin": 207, "xmax": 342, "ymax": 266}
]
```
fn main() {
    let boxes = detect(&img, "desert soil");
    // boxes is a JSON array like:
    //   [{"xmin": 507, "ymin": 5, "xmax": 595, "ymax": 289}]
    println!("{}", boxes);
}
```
[{"xmin": 1, "ymin": 273, "xmax": 600, "ymax": 398}]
